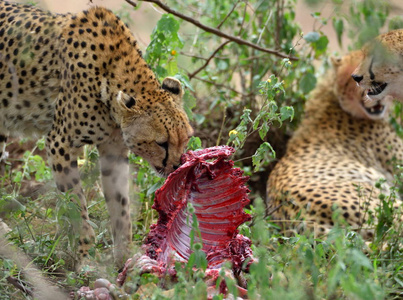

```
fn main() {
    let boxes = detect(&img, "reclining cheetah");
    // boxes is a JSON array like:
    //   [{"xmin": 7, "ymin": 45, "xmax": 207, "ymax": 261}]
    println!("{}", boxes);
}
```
[
  {"xmin": 352, "ymin": 29, "xmax": 403, "ymax": 103},
  {"xmin": 267, "ymin": 51, "xmax": 403, "ymax": 237},
  {"xmin": 0, "ymin": 1, "xmax": 193, "ymax": 267}
]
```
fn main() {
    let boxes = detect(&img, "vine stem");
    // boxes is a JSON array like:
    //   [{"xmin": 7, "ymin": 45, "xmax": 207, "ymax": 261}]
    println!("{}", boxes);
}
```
[{"xmin": 127, "ymin": 0, "xmax": 298, "ymax": 61}]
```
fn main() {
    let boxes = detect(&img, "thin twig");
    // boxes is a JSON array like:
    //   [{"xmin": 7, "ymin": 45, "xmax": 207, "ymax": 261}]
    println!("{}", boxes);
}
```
[
  {"xmin": 236, "ymin": 0, "xmax": 248, "ymax": 36},
  {"xmin": 189, "ymin": 41, "xmax": 231, "ymax": 79},
  {"xmin": 266, "ymin": 204, "xmax": 282, "ymax": 216},
  {"xmin": 257, "ymin": 11, "xmax": 272, "ymax": 45},
  {"xmin": 134, "ymin": 0, "xmax": 298, "ymax": 61},
  {"xmin": 192, "ymin": 76, "xmax": 251, "ymax": 98},
  {"xmin": 179, "ymin": 52, "xmax": 207, "ymax": 60},
  {"xmin": 240, "ymin": 54, "xmax": 266, "ymax": 61},
  {"xmin": 216, "ymin": 0, "xmax": 240, "ymax": 29},
  {"xmin": 0, "ymin": 230, "xmax": 68, "ymax": 300},
  {"xmin": 6, "ymin": 276, "xmax": 33, "ymax": 296},
  {"xmin": 124, "ymin": 0, "xmax": 137, "ymax": 7},
  {"xmin": 216, "ymin": 107, "xmax": 227, "ymax": 146}
]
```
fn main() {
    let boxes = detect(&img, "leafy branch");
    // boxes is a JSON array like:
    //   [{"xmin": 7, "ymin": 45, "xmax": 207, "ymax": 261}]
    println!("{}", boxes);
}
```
[
  {"xmin": 228, "ymin": 75, "xmax": 294, "ymax": 171},
  {"xmin": 125, "ymin": 0, "xmax": 298, "ymax": 61}
]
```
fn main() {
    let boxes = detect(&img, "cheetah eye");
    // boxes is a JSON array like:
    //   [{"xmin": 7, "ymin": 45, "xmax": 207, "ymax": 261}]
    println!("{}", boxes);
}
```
[
  {"xmin": 125, "ymin": 97, "xmax": 136, "ymax": 109},
  {"xmin": 156, "ymin": 141, "xmax": 169, "ymax": 151}
]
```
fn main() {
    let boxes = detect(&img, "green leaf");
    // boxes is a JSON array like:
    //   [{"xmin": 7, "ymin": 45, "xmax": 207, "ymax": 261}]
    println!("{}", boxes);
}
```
[
  {"xmin": 166, "ymin": 60, "xmax": 178, "ymax": 76},
  {"xmin": 389, "ymin": 16, "xmax": 403, "ymax": 31},
  {"xmin": 300, "ymin": 72, "xmax": 317, "ymax": 94},
  {"xmin": 332, "ymin": 17, "xmax": 344, "ymax": 46},
  {"xmin": 304, "ymin": 31, "xmax": 320, "ymax": 42},
  {"xmin": 310, "ymin": 12, "xmax": 321, "ymax": 18},
  {"xmin": 158, "ymin": 14, "xmax": 180, "ymax": 34},
  {"xmin": 313, "ymin": 35, "xmax": 329, "ymax": 57},
  {"xmin": 36, "ymin": 138, "xmax": 46, "ymax": 151},
  {"xmin": 258, "ymin": 122, "xmax": 269, "ymax": 140},
  {"xmin": 3, "ymin": 259, "xmax": 15, "ymax": 270},
  {"xmin": 252, "ymin": 142, "xmax": 276, "ymax": 171},
  {"xmin": 187, "ymin": 252, "xmax": 196, "ymax": 269},
  {"xmin": 216, "ymin": 59, "xmax": 229, "ymax": 71},
  {"xmin": 174, "ymin": 74, "xmax": 194, "ymax": 92},
  {"xmin": 13, "ymin": 171, "xmax": 22, "ymax": 183},
  {"xmin": 253, "ymin": 114, "xmax": 261, "ymax": 131},
  {"xmin": 194, "ymin": 249, "xmax": 208, "ymax": 270},
  {"xmin": 193, "ymin": 113, "xmax": 205, "ymax": 125},
  {"xmin": 280, "ymin": 106, "xmax": 295, "ymax": 122},
  {"xmin": 147, "ymin": 182, "xmax": 163, "ymax": 197},
  {"xmin": 155, "ymin": 66, "xmax": 168, "ymax": 79},
  {"xmin": 187, "ymin": 136, "xmax": 202, "ymax": 150},
  {"xmin": 183, "ymin": 91, "xmax": 196, "ymax": 120},
  {"xmin": 349, "ymin": 249, "xmax": 373, "ymax": 270}
]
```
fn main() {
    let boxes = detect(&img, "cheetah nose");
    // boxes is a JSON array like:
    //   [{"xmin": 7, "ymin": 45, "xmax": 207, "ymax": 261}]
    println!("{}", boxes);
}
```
[
  {"xmin": 173, "ymin": 164, "xmax": 180, "ymax": 170},
  {"xmin": 351, "ymin": 74, "xmax": 363, "ymax": 83}
]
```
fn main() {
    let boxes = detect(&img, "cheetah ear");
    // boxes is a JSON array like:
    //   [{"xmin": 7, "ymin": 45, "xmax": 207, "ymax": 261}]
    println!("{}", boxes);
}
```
[
  {"xmin": 162, "ymin": 77, "xmax": 183, "ymax": 103},
  {"xmin": 330, "ymin": 56, "xmax": 342, "ymax": 67}
]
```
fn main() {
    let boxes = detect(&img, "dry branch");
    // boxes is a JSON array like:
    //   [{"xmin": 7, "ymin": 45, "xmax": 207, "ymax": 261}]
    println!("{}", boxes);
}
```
[
  {"xmin": 126, "ymin": 0, "xmax": 298, "ymax": 61},
  {"xmin": 188, "ymin": 40, "xmax": 231, "ymax": 79},
  {"xmin": 0, "ymin": 227, "xmax": 68, "ymax": 300},
  {"xmin": 6, "ymin": 276, "xmax": 33, "ymax": 297},
  {"xmin": 193, "ymin": 75, "xmax": 251, "ymax": 98},
  {"xmin": 124, "ymin": 0, "xmax": 137, "ymax": 7}
]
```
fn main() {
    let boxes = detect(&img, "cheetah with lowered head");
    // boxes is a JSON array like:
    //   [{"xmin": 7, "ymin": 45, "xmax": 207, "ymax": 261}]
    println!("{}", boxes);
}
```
[
  {"xmin": 267, "ymin": 51, "xmax": 403, "ymax": 237},
  {"xmin": 0, "ymin": 1, "xmax": 193, "ymax": 267}
]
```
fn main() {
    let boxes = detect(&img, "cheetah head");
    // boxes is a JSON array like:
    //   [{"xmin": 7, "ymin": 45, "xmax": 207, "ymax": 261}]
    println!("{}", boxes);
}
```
[
  {"xmin": 112, "ymin": 77, "xmax": 193, "ymax": 177},
  {"xmin": 332, "ymin": 50, "xmax": 393, "ymax": 120},
  {"xmin": 351, "ymin": 29, "xmax": 403, "ymax": 103}
]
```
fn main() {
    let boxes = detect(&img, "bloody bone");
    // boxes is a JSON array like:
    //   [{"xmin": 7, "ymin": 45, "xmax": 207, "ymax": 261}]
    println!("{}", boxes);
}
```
[{"xmin": 142, "ymin": 146, "xmax": 253, "ymax": 273}]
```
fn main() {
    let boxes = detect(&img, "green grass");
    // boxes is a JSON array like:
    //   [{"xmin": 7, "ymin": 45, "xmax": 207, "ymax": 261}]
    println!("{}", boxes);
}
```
[{"xmin": 0, "ymin": 140, "xmax": 402, "ymax": 299}]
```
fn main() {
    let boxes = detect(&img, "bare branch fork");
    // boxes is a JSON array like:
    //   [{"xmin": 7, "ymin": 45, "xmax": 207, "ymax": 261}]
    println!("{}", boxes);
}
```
[
  {"xmin": 216, "ymin": 0, "xmax": 240, "ymax": 30},
  {"xmin": 125, "ymin": 0, "xmax": 298, "ymax": 61},
  {"xmin": 188, "ymin": 40, "xmax": 231, "ymax": 79},
  {"xmin": 193, "ymin": 76, "xmax": 251, "ymax": 98}
]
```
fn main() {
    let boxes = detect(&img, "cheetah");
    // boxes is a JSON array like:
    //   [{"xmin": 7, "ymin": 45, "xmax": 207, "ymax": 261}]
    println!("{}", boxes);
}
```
[
  {"xmin": 0, "ymin": 1, "xmax": 193, "ymax": 267},
  {"xmin": 352, "ymin": 29, "xmax": 403, "ymax": 102},
  {"xmin": 267, "ymin": 51, "xmax": 403, "ymax": 237}
]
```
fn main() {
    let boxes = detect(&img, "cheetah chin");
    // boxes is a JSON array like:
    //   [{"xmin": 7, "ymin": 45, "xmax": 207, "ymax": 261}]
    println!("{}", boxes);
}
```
[{"xmin": 362, "ymin": 99, "xmax": 386, "ymax": 119}]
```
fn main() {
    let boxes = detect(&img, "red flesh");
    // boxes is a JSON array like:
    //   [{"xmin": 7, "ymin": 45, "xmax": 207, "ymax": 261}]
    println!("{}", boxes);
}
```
[{"xmin": 143, "ymin": 146, "xmax": 253, "ymax": 272}]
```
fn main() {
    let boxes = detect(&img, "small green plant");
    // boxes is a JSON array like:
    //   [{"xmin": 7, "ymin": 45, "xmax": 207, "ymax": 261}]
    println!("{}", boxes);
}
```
[
  {"xmin": 228, "ymin": 75, "xmax": 294, "ymax": 171},
  {"xmin": 146, "ymin": 14, "xmax": 184, "ymax": 78}
]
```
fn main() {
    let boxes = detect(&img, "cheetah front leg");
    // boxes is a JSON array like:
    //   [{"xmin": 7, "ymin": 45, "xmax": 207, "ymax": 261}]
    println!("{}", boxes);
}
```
[
  {"xmin": 0, "ymin": 127, "xmax": 10, "ymax": 176},
  {"xmin": 46, "ymin": 132, "xmax": 96, "ymax": 268},
  {"xmin": 0, "ymin": 133, "xmax": 9, "ymax": 162},
  {"xmin": 98, "ymin": 135, "xmax": 132, "ymax": 267}
]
